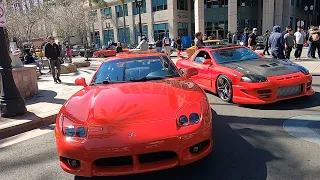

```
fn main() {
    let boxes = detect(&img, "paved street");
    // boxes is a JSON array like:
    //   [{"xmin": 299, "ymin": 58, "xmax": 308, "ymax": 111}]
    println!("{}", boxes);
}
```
[{"xmin": 0, "ymin": 55, "xmax": 320, "ymax": 179}]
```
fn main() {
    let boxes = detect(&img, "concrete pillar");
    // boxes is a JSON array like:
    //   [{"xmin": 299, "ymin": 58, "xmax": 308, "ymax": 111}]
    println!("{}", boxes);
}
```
[
  {"xmin": 168, "ymin": 0, "xmax": 178, "ymax": 39},
  {"xmin": 146, "ymin": 0, "xmax": 154, "ymax": 41},
  {"xmin": 97, "ymin": 9, "xmax": 104, "ymax": 45},
  {"xmin": 263, "ymin": 0, "xmax": 275, "ymax": 33},
  {"xmin": 274, "ymin": 0, "xmax": 284, "ymax": 27},
  {"xmin": 194, "ymin": 0, "xmax": 205, "ymax": 34},
  {"xmin": 228, "ymin": 0, "xmax": 238, "ymax": 33},
  {"xmin": 111, "ymin": 6, "xmax": 119, "ymax": 42},
  {"xmin": 127, "ymin": 2, "xmax": 135, "ymax": 45},
  {"xmin": 187, "ymin": 0, "xmax": 192, "ymax": 37}
]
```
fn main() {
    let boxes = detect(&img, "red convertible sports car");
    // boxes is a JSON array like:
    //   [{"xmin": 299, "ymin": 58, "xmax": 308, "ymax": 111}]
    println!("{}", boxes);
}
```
[
  {"xmin": 55, "ymin": 51, "xmax": 213, "ymax": 177},
  {"xmin": 176, "ymin": 45, "xmax": 314, "ymax": 104}
]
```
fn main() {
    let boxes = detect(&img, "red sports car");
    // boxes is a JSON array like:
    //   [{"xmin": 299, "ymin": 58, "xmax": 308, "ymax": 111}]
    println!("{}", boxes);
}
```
[
  {"xmin": 55, "ymin": 52, "xmax": 213, "ymax": 177},
  {"xmin": 176, "ymin": 45, "xmax": 314, "ymax": 104}
]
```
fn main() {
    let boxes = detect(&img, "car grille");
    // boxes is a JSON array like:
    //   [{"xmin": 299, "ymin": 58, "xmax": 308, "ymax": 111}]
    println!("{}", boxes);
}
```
[{"xmin": 277, "ymin": 84, "xmax": 303, "ymax": 98}]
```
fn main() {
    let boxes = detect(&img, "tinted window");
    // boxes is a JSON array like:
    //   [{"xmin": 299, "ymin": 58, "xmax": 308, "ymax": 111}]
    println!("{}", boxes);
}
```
[
  {"xmin": 211, "ymin": 47, "xmax": 260, "ymax": 64},
  {"xmin": 92, "ymin": 56, "xmax": 180, "ymax": 83}
]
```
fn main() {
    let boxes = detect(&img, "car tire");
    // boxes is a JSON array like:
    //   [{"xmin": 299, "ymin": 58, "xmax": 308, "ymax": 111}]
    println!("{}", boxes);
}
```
[
  {"xmin": 74, "ymin": 176, "xmax": 91, "ymax": 180},
  {"xmin": 216, "ymin": 75, "xmax": 233, "ymax": 103}
]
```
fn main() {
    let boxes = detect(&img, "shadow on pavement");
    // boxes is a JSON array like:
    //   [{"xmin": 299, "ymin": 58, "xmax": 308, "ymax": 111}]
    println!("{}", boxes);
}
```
[
  {"xmin": 74, "ymin": 110, "xmax": 273, "ymax": 180},
  {"xmin": 25, "ymin": 90, "xmax": 66, "ymax": 105}
]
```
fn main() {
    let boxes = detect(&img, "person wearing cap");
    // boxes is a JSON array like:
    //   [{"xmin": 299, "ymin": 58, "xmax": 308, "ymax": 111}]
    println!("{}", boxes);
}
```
[
  {"xmin": 45, "ymin": 36, "xmax": 62, "ymax": 83},
  {"xmin": 248, "ymin": 28, "xmax": 258, "ymax": 50}
]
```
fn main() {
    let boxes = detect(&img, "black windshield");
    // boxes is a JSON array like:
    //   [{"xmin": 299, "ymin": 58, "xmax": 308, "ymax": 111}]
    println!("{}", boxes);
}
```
[
  {"xmin": 92, "ymin": 56, "xmax": 180, "ymax": 84},
  {"xmin": 212, "ymin": 47, "xmax": 261, "ymax": 64}
]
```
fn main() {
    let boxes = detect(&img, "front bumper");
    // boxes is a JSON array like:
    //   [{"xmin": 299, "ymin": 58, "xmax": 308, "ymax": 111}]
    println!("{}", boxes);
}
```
[
  {"xmin": 56, "ymin": 125, "xmax": 212, "ymax": 177},
  {"xmin": 232, "ymin": 73, "xmax": 314, "ymax": 104}
]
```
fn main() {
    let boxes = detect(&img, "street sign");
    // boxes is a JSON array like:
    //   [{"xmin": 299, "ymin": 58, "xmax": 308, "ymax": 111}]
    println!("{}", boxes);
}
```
[
  {"xmin": 297, "ymin": 20, "xmax": 304, "ymax": 27},
  {"xmin": 0, "ymin": 3, "xmax": 7, "ymax": 27}
]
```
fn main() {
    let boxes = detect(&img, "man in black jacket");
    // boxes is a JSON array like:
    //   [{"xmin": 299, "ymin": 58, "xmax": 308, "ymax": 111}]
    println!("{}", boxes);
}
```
[{"xmin": 45, "ymin": 36, "xmax": 61, "ymax": 83}]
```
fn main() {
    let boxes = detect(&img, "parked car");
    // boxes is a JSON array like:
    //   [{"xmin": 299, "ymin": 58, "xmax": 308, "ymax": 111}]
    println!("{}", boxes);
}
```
[
  {"xmin": 55, "ymin": 51, "xmax": 213, "ymax": 177},
  {"xmin": 176, "ymin": 45, "xmax": 314, "ymax": 104},
  {"xmin": 71, "ymin": 45, "xmax": 85, "ymax": 57}
]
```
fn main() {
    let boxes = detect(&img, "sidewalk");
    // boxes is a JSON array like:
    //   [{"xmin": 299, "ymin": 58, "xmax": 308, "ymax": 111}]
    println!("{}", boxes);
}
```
[{"xmin": 0, "ymin": 58, "xmax": 103, "ymax": 139}]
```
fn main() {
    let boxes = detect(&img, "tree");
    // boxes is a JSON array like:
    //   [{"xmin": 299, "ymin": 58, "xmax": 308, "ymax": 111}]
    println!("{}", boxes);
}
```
[{"xmin": 6, "ymin": 1, "xmax": 48, "ymax": 46}]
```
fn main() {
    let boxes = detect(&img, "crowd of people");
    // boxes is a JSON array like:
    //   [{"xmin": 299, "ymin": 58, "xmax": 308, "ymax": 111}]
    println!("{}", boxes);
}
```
[{"xmin": 192, "ymin": 25, "xmax": 320, "ymax": 61}]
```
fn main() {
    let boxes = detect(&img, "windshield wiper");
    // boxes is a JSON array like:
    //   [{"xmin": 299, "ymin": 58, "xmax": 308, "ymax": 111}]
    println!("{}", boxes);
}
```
[
  {"xmin": 129, "ymin": 75, "xmax": 174, "ymax": 82},
  {"xmin": 91, "ymin": 80, "xmax": 127, "ymax": 85}
]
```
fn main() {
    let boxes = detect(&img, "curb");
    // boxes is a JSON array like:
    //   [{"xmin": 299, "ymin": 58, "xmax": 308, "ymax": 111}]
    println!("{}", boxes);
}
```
[{"xmin": 0, "ymin": 114, "xmax": 57, "ymax": 140}]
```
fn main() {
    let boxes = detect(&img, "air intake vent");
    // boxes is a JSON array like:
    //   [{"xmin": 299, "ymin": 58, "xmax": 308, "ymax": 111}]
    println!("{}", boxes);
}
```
[
  {"xmin": 260, "ymin": 64, "xmax": 270, "ymax": 68},
  {"xmin": 269, "ymin": 63, "xmax": 279, "ymax": 66}
]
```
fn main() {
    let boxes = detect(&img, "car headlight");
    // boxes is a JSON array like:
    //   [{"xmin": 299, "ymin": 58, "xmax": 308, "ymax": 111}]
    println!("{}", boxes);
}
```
[
  {"xmin": 176, "ymin": 99, "xmax": 211, "ymax": 127},
  {"xmin": 58, "ymin": 114, "xmax": 88, "ymax": 138},
  {"xmin": 297, "ymin": 66, "xmax": 309, "ymax": 75},
  {"xmin": 240, "ymin": 74, "xmax": 268, "ymax": 83}
]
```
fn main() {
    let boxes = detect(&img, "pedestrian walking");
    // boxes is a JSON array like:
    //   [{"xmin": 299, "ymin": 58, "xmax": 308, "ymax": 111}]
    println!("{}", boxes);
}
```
[
  {"xmin": 227, "ymin": 31, "xmax": 232, "ymax": 43},
  {"xmin": 310, "ymin": 29, "xmax": 320, "ymax": 59},
  {"xmin": 116, "ymin": 42, "xmax": 124, "ymax": 53},
  {"xmin": 269, "ymin": 25, "xmax": 285, "ymax": 59},
  {"xmin": 284, "ymin": 29, "xmax": 295, "ymax": 59},
  {"xmin": 294, "ymin": 26, "xmax": 306, "ymax": 60},
  {"xmin": 194, "ymin": 32, "xmax": 205, "ymax": 49},
  {"xmin": 232, "ymin": 31, "xmax": 241, "ymax": 44},
  {"xmin": 248, "ymin": 28, "xmax": 258, "ymax": 50},
  {"xmin": 136, "ymin": 37, "xmax": 148, "ymax": 51},
  {"xmin": 162, "ymin": 33, "xmax": 172, "ymax": 56},
  {"xmin": 176, "ymin": 36, "xmax": 182, "ymax": 57},
  {"xmin": 241, "ymin": 28, "xmax": 250, "ymax": 47},
  {"xmin": 45, "ymin": 36, "xmax": 62, "ymax": 84},
  {"xmin": 307, "ymin": 26, "xmax": 314, "ymax": 57},
  {"xmin": 263, "ymin": 30, "xmax": 270, "ymax": 55},
  {"xmin": 282, "ymin": 26, "xmax": 291, "ymax": 37},
  {"xmin": 66, "ymin": 46, "xmax": 72, "ymax": 63},
  {"xmin": 155, "ymin": 39, "xmax": 162, "ymax": 52}
]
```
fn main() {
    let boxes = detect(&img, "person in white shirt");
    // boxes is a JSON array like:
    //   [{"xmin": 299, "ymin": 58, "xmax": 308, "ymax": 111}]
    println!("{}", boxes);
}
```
[
  {"xmin": 294, "ymin": 26, "xmax": 306, "ymax": 60},
  {"xmin": 136, "ymin": 37, "xmax": 148, "ymax": 51}
]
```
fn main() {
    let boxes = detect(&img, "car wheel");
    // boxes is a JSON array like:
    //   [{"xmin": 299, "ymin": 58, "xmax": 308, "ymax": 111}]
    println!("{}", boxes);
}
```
[{"xmin": 216, "ymin": 75, "xmax": 233, "ymax": 102}]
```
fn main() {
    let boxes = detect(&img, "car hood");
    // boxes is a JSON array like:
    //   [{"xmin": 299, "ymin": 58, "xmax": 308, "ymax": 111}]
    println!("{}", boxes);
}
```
[
  {"xmin": 63, "ymin": 79, "xmax": 205, "ymax": 126},
  {"xmin": 220, "ymin": 58, "xmax": 301, "ymax": 77}
]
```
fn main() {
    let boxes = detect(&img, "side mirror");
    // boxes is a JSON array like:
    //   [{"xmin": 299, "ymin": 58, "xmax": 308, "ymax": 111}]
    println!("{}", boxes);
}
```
[
  {"xmin": 185, "ymin": 67, "xmax": 199, "ymax": 78},
  {"xmin": 203, "ymin": 59, "xmax": 212, "ymax": 65},
  {"xmin": 75, "ymin": 77, "xmax": 87, "ymax": 87}
]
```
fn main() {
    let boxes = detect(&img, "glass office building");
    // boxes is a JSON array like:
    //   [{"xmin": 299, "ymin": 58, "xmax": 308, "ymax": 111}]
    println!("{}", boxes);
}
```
[{"xmin": 93, "ymin": 0, "xmax": 317, "ymax": 47}]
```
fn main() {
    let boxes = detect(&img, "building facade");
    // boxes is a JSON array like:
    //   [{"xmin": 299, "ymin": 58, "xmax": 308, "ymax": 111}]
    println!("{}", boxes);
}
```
[{"xmin": 93, "ymin": 0, "xmax": 318, "ymax": 47}]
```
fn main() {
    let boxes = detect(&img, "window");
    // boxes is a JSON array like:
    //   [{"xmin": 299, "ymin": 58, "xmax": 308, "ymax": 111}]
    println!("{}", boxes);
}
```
[
  {"xmin": 104, "ymin": 30, "xmax": 114, "ymax": 44},
  {"xmin": 211, "ymin": 47, "xmax": 260, "ymax": 64},
  {"xmin": 152, "ymin": 0, "xmax": 167, "ymax": 12},
  {"xmin": 118, "ymin": 27, "xmax": 130, "ymax": 44},
  {"xmin": 177, "ymin": 0, "xmax": 187, "ymax": 10},
  {"xmin": 194, "ymin": 51, "xmax": 211, "ymax": 64},
  {"xmin": 101, "ymin": 7, "xmax": 111, "ymax": 16},
  {"xmin": 93, "ymin": 31, "xmax": 100, "ymax": 47},
  {"xmin": 134, "ymin": 25, "xmax": 148, "ymax": 45},
  {"xmin": 133, "ymin": 0, "xmax": 146, "ymax": 15},
  {"xmin": 177, "ymin": 22, "xmax": 188, "ymax": 37},
  {"xmin": 291, "ymin": 0, "xmax": 294, "ymax": 6},
  {"xmin": 116, "ymin": 4, "xmax": 128, "ymax": 17},
  {"xmin": 153, "ymin": 23, "xmax": 169, "ymax": 41},
  {"xmin": 92, "ymin": 56, "xmax": 180, "ymax": 84},
  {"xmin": 237, "ymin": 0, "xmax": 257, "ymax": 7}
]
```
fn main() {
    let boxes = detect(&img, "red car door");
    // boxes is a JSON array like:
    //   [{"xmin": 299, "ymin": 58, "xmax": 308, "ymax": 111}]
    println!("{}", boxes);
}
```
[{"xmin": 188, "ymin": 50, "xmax": 213, "ymax": 88}]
